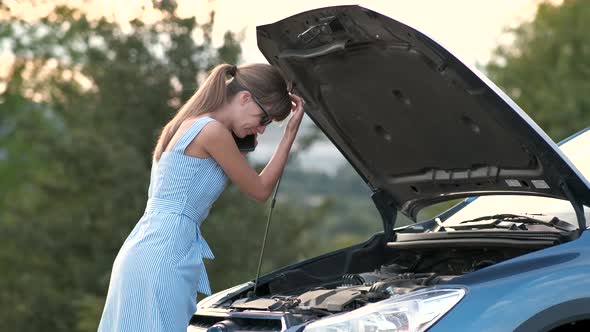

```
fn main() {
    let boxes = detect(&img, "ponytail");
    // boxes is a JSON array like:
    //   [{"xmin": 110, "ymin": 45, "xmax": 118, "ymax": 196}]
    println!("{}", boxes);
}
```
[{"xmin": 152, "ymin": 64, "xmax": 234, "ymax": 161}]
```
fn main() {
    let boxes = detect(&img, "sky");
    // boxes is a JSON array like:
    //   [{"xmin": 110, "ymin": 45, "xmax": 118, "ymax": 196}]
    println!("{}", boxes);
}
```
[{"xmin": 5, "ymin": 0, "xmax": 557, "ymax": 173}]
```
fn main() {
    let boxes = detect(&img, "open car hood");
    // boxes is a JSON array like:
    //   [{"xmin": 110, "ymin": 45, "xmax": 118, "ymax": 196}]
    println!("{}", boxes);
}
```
[{"xmin": 256, "ymin": 5, "xmax": 590, "ymax": 217}]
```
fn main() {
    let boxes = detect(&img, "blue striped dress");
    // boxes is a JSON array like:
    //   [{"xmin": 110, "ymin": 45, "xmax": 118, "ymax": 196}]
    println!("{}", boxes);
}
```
[{"xmin": 98, "ymin": 117, "xmax": 228, "ymax": 332}]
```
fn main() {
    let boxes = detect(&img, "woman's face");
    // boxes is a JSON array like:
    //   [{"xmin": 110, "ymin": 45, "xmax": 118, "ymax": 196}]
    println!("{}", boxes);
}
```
[{"xmin": 233, "ymin": 92, "xmax": 271, "ymax": 138}]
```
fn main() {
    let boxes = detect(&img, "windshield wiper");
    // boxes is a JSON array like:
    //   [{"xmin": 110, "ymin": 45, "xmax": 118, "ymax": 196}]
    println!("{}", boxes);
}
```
[{"xmin": 455, "ymin": 214, "xmax": 577, "ymax": 232}]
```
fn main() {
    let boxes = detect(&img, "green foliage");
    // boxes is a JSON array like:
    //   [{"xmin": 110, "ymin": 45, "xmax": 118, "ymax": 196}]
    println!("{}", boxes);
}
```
[
  {"xmin": 0, "ymin": 4, "xmax": 325, "ymax": 331},
  {"xmin": 486, "ymin": 0, "xmax": 590, "ymax": 141}
]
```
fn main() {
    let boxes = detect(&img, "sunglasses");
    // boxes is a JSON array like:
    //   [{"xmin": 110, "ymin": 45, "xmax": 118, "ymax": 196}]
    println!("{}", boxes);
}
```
[
  {"xmin": 250, "ymin": 94, "xmax": 272, "ymax": 126},
  {"xmin": 228, "ymin": 80, "xmax": 273, "ymax": 126}
]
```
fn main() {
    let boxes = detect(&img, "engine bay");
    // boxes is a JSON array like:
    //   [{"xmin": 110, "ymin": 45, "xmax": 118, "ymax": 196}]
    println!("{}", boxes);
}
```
[
  {"xmin": 190, "ymin": 234, "xmax": 566, "ymax": 331},
  {"xmin": 226, "ymin": 247, "xmax": 526, "ymax": 315}
]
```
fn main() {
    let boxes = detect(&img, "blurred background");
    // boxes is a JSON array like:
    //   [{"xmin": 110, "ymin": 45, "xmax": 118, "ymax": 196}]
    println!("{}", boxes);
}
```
[{"xmin": 1, "ymin": 0, "xmax": 589, "ymax": 330}]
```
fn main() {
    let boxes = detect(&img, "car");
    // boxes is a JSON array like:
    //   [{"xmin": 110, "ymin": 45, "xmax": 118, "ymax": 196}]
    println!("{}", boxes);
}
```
[{"xmin": 189, "ymin": 5, "xmax": 590, "ymax": 332}]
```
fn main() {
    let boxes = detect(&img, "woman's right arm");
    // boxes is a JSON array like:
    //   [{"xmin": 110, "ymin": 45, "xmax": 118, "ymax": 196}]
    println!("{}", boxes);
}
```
[{"xmin": 200, "ymin": 96, "xmax": 304, "ymax": 202}]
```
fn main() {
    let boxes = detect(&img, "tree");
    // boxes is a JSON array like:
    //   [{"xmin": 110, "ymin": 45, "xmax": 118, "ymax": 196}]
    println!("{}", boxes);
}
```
[
  {"xmin": 0, "ymin": 3, "xmax": 323, "ymax": 331},
  {"xmin": 486, "ymin": 0, "xmax": 590, "ymax": 141}
]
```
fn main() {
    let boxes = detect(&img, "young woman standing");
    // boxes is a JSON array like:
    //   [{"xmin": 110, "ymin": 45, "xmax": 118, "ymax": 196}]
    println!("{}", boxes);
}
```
[{"xmin": 98, "ymin": 63, "xmax": 305, "ymax": 331}]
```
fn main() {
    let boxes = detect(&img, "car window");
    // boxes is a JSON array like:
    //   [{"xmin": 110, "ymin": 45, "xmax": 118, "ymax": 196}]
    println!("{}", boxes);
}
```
[{"xmin": 442, "ymin": 129, "xmax": 590, "ymax": 228}]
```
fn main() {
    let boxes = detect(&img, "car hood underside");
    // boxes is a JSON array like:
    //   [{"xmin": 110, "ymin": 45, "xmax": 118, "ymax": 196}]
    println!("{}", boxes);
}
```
[{"xmin": 256, "ymin": 5, "xmax": 590, "ymax": 217}]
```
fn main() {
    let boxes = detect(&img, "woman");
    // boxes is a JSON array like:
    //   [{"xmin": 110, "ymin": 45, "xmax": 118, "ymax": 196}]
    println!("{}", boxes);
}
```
[{"xmin": 98, "ymin": 63, "xmax": 304, "ymax": 331}]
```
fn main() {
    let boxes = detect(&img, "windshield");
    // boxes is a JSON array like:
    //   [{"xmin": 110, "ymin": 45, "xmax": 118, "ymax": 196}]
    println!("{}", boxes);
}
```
[{"xmin": 442, "ymin": 129, "xmax": 590, "ymax": 228}]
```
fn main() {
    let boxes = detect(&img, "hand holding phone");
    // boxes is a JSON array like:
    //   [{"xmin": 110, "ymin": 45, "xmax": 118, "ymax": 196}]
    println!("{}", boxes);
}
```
[{"xmin": 233, "ymin": 133, "xmax": 257, "ymax": 152}]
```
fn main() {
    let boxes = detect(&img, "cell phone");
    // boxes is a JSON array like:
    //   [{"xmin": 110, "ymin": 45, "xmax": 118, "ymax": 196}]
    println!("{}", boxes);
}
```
[{"xmin": 233, "ymin": 133, "xmax": 257, "ymax": 152}]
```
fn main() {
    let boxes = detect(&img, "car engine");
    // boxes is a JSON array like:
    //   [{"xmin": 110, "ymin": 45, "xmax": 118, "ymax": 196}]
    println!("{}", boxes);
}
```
[
  {"xmin": 246, "ymin": 248, "xmax": 506, "ymax": 308},
  {"xmin": 189, "ymin": 247, "xmax": 530, "ymax": 331}
]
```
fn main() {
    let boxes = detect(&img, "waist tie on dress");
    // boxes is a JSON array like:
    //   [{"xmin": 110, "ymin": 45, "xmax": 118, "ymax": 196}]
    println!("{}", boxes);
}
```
[{"xmin": 144, "ymin": 197, "xmax": 215, "ymax": 260}]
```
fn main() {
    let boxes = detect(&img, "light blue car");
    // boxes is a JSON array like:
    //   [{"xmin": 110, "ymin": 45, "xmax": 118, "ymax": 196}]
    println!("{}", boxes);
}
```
[{"xmin": 190, "ymin": 6, "xmax": 590, "ymax": 332}]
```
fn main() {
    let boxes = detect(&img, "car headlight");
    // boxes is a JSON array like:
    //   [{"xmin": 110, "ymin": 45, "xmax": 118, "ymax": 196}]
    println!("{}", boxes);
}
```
[{"xmin": 303, "ymin": 288, "xmax": 465, "ymax": 332}]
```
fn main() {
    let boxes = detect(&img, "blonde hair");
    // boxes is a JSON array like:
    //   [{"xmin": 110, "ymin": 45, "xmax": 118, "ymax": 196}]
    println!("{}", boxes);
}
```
[{"xmin": 152, "ymin": 63, "xmax": 291, "ymax": 161}]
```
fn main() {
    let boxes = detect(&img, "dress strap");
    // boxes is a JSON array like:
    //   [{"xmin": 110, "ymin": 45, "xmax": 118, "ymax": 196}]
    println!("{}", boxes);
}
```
[{"xmin": 172, "ymin": 117, "xmax": 216, "ymax": 153}]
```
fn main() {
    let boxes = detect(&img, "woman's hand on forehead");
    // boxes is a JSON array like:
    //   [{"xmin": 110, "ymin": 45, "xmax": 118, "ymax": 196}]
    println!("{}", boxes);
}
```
[
  {"xmin": 290, "ymin": 94, "xmax": 305, "ymax": 110},
  {"xmin": 285, "ymin": 94, "xmax": 305, "ymax": 136}
]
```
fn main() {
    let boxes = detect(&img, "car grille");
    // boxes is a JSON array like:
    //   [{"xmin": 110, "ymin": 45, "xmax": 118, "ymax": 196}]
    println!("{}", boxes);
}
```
[{"xmin": 189, "ymin": 315, "xmax": 283, "ymax": 331}]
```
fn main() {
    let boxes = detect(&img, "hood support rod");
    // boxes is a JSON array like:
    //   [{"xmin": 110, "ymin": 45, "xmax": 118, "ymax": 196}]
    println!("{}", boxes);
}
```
[
  {"xmin": 561, "ymin": 182, "xmax": 586, "ymax": 232},
  {"xmin": 371, "ymin": 189, "xmax": 398, "ymax": 242},
  {"xmin": 251, "ymin": 176, "xmax": 282, "ymax": 298}
]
